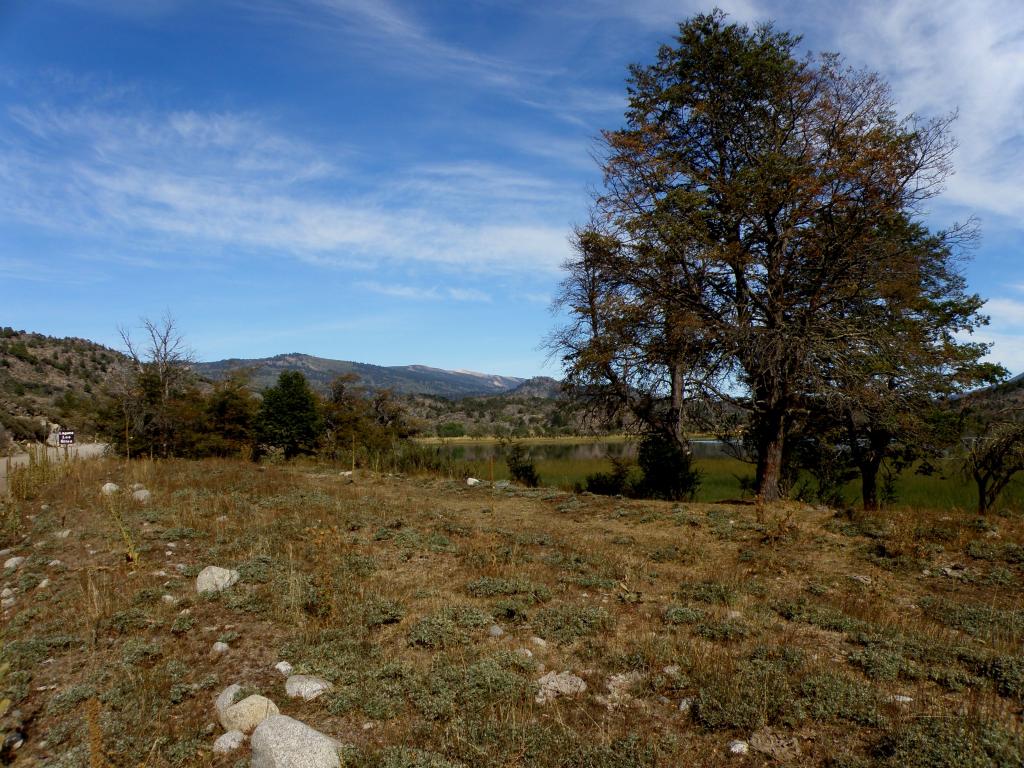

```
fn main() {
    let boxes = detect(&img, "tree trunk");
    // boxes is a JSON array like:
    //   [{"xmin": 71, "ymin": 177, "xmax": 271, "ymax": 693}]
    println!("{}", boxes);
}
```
[
  {"xmin": 756, "ymin": 411, "xmax": 787, "ymax": 502},
  {"xmin": 668, "ymin": 361, "xmax": 686, "ymax": 450},
  {"xmin": 861, "ymin": 461, "xmax": 880, "ymax": 511},
  {"xmin": 975, "ymin": 472, "xmax": 988, "ymax": 515}
]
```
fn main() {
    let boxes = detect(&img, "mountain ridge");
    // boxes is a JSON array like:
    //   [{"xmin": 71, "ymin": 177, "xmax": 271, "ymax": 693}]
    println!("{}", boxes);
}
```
[{"xmin": 193, "ymin": 353, "xmax": 531, "ymax": 398}]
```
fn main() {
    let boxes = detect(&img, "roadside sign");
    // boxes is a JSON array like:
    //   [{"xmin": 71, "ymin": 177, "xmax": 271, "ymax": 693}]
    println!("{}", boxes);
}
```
[{"xmin": 58, "ymin": 430, "xmax": 75, "ymax": 446}]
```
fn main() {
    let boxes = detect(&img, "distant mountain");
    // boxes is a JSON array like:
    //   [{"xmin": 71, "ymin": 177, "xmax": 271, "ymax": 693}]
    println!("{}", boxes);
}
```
[
  {"xmin": 193, "ymin": 353, "xmax": 528, "ymax": 399},
  {"xmin": 508, "ymin": 376, "xmax": 564, "ymax": 399}
]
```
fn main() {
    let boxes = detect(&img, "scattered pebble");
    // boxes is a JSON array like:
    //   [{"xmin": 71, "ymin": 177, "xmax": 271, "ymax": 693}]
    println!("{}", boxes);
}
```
[{"xmin": 36, "ymin": 578, "xmax": 49, "ymax": 590}]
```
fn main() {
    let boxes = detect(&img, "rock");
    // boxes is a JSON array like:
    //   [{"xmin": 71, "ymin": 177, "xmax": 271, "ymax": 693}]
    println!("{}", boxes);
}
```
[
  {"xmin": 530, "ymin": 636, "xmax": 548, "ymax": 649},
  {"xmin": 848, "ymin": 574, "xmax": 872, "ymax": 585},
  {"xmin": 36, "ymin": 578, "xmax": 49, "ymax": 590},
  {"xmin": 196, "ymin": 566, "xmax": 240, "ymax": 594},
  {"xmin": 1, "ymin": 588, "xmax": 12, "ymax": 599},
  {"xmin": 100, "ymin": 482, "xmax": 120, "ymax": 495},
  {"xmin": 274, "ymin": 661, "xmax": 293, "ymax": 677},
  {"xmin": 494, "ymin": 480, "xmax": 511, "ymax": 489},
  {"xmin": 535, "ymin": 671, "xmax": 587, "ymax": 704},
  {"xmin": 48, "ymin": 560, "xmax": 62, "ymax": 568},
  {"xmin": 663, "ymin": 665, "xmax": 681, "ymax": 676},
  {"xmin": 749, "ymin": 728, "xmax": 801, "ymax": 761},
  {"xmin": 516, "ymin": 648, "xmax": 533, "ymax": 659},
  {"xmin": 250, "ymin": 715, "xmax": 341, "ymax": 768},
  {"xmin": 725, "ymin": 609, "xmax": 742, "ymax": 620},
  {"xmin": 3, "ymin": 557, "xmax": 25, "ymax": 571},
  {"xmin": 132, "ymin": 489, "xmax": 152, "ymax": 504},
  {"xmin": 161, "ymin": 594, "xmax": 176, "ymax": 605},
  {"xmin": 213, "ymin": 730, "xmax": 246, "ymax": 754},
  {"xmin": 466, "ymin": 478, "xmax": 481, "ymax": 487},
  {"xmin": 215, "ymin": 687, "xmax": 279, "ymax": 733},
  {"xmin": 130, "ymin": 483, "xmax": 146, "ymax": 491},
  {"xmin": 285, "ymin": 675, "xmax": 332, "ymax": 701},
  {"xmin": 488, "ymin": 624, "xmax": 505, "ymax": 638},
  {"xmin": 53, "ymin": 530, "xmax": 72, "ymax": 540},
  {"xmin": 2, "ymin": 598, "xmax": 14, "ymax": 611},
  {"xmin": 600, "ymin": 672, "xmax": 641, "ymax": 710},
  {"xmin": 888, "ymin": 694, "xmax": 913, "ymax": 704},
  {"xmin": 211, "ymin": 641, "xmax": 229, "ymax": 656},
  {"xmin": 678, "ymin": 697, "xmax": 695, "ymax": 714},
  {"xmin": 727, "ymin": 739, "xmax": 749, "ymax": 756}
]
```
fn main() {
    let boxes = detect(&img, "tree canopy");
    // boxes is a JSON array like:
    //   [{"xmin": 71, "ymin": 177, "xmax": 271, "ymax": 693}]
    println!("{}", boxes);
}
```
[{"xmin": 552, "ymin": 11, "xmax": 999, "ymax": 502}]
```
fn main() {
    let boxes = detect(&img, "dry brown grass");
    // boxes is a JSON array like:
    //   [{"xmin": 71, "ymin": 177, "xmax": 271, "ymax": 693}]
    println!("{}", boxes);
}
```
[{"xmin": 0, "ymin": 457, "xmax": 1020, "ymax": 766}]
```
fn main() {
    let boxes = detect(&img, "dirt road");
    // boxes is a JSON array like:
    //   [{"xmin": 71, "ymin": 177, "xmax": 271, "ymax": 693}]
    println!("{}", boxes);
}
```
[{"xmin": 0, "ymin": 443, "xmax": 108, "ymax": 494}]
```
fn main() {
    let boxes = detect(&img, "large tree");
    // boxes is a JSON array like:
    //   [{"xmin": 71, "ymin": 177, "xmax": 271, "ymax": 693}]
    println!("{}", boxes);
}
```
[
  {"xmin": 553, "ymin": 11, "xmax": 989, "ymax": 501},
  {"xmin": 257, "ymin": 371, "xmax": 322, "ymax": 459}
]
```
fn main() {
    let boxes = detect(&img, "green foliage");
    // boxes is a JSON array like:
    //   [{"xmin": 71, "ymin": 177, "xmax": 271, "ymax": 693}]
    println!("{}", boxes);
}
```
[
  {"xmin": 534, "ymin": 603, "xmax": 612, "ymax": 644},
  {"xmin": 466, "ymin": 577, "xmax": 551, "ymax": 602},
  {"xmin": 506, "ymin": 443, "xmax": 540, "ymax": 487},
  {"xmin": 635, "ymin": 433, "xmax": 701, "ymax": 501},
  {"xmin": 258, "ymin": 371, "xmax": 322, "ymax": 458}
]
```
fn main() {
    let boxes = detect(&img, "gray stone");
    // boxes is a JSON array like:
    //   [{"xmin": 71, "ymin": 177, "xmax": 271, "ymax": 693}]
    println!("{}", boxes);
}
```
[
  {"xmin": 219, "ymin": 693, "xmax": 278, "ymax": 733},
  {"xmin": 36, "ymin": 578, "xmax": 49, "ymax": 590},
  {"xmin": 3, "ymin": 557, "xmax": 25, "ymax": 571},
  {"xmin": 678, "ymin": 697, "xmax": 695, "ymax": 714},
  {"xmin": 48, "ymin": 559, "xmax": 62, "ymax": 568},
  {"xmin": 250, "ymin": 715, "xmax": 341, "ymax": 768},
  {"xmin": 530, "ymin": 636, "xmax": 548, "ymax": 648},
  {"xmin": 132, "ymin": 489, "xmax": 152, "ymax": 504},
  {"xmin": 130, "ymin": 483, "xmax": 146, "ymax": 491},
  {"xmin": 53, "ymin": 530, "xmax": 72, "ymax": 540},
  {"xmin": 274, "ymin": 661, "xmax": 293, "ymax": 677},
  {"xmin": 535, "ymin": 671, "xmax": 587, "ymax": 704},
  {"xmin": 488, "ymin": 624, "xmax": 505, "ymax": 638},
  {"xmin": 211, "ymin": 641, "xmax": 229, "ymax": 656},
  {"xmin": 196, "ymin": 566, "xmax": 240, "ymax": 594},
  {"xmin": 1, "ymin": 588, "xmax": 13, "ymax": 599},
  {"xmin": 285, "ymin": 675, "xmax": 332, "ymax": 701},
  {"xmin": 100, "ymin": 482, "xmax": 120, "ymax": 495},
  {"xmin": 466, "ymin": 477, "xmax": 481, "ymax": 487},
  {"xmin": 212, "ymin": 730, "xmax": 246, "ymax": 754},
  {"xmin": 727, "ymin": 740, "xmax": 749, "ymax": 756}
]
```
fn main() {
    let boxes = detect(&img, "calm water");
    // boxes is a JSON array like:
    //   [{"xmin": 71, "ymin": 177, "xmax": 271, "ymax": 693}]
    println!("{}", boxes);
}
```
[{"xmin": 437, "ymin": 439, "xmax": 729, "ymax": 462}]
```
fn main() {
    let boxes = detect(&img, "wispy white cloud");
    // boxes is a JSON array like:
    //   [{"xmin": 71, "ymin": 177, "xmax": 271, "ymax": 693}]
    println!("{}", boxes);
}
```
[
  {"xmin": 357, "ymin": 281, "xmax": 491, "ymax": 303},
  {"xmin": 0, "ymin": 100, "xmax": 573, "ymax": 274}
]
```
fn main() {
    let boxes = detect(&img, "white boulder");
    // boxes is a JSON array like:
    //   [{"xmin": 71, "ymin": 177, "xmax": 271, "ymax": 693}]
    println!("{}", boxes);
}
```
[
  {"xmin": 285, "ymin": 675, "xmax": 332, "ymax": 701},
  {"xmin": 196, "ymin": 566, "xmax": 240, "ymax": 594},
  {"xmin": 274, "ymin": 661, "xmax": 293, "ymax": 677},
  {"xmin": 213, "ymin": 730, "xmax": 246, "ymax": 754},
  {"xmin": 250, "ymin": 715, "xmax": 341, "ymax": 768},
  {"xmin": 535, "ymin": 671, "xmax": 587, "ymax": 704},
  {"xmin": 101, "ymin": 482, "xmax": 120, "ymax": 495},
  {"xmin": 215, "ymin": 684, "xmax": 279, "ymax": 733},
  {"xmin": 466, "ymin": 477, "xmax": 481, "ymax": 487}
]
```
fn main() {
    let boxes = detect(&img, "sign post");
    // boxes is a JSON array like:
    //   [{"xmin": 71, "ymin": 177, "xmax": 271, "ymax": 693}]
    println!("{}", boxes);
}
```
[{"xmin": 58, "ymin": 430, "xmax": 75, "ymax": 446}]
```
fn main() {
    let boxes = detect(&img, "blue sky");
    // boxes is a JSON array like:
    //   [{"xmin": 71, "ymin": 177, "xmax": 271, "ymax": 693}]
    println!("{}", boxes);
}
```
[{"xmin": 2, "ymin": 0, "xmax": 1024, "ymax": 377}]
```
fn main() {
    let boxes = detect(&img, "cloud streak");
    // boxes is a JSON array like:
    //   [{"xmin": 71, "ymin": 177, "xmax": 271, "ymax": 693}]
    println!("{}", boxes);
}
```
[{"xmin": 0, "ymin": 99, "xmax": 574, "ymax": 275}]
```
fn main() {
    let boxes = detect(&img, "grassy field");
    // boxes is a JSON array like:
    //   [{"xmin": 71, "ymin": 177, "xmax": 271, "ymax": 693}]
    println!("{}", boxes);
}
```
[
  {"xmin": 0, "ymin": 455, "xmax": 1022, "ymax": 766},
  {"xmin": 448, "ymin": 448, "xmax": 1024, "ymax": 513}
]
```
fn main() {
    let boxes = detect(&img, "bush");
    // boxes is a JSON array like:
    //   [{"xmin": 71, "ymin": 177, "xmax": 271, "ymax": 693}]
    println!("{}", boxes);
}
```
[
  {"xmin": 635, "ymin": 432, "xmax": 701, "ymax": 501},
  {"xmin": 506, "ymin": 443, "xmax": 540, "ymax": 487},
  {"xmin": 583, "ymin": 457, "xmax": 633, "ymax": 496}
]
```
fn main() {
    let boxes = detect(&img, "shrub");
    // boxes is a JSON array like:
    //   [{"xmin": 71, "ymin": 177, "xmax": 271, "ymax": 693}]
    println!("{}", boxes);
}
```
[
  {"xmin": 634, "ymin": 432, "xmax": 701, "ymax": 501},
  {"xmin": 506, "ymin": 443, "xmax": 540, "ymax": 487},
  {"xmin": 534, "ymin": 603, "xmax": 612, "ymax": 644}
]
